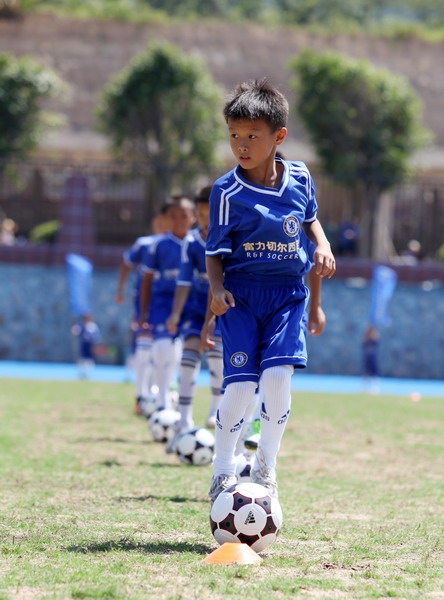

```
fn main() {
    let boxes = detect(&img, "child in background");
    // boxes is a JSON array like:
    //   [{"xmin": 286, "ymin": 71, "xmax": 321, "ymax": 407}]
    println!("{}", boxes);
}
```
[
  {"xmin": 362, "ymin": 325, "xmax": 380, "ymax": 394},
  {"xmin": 165, "ymin": 186, "xmax": 223, "ymax": 453},
  {"xmin": 71, "ymin": 314, "xmax": 101, "ymax": 379},
  {"xmin": 115, "ymin": 206, "xmax": 170, "ymax": 414},
  {"xmin": 139, "ymin": 197, "xmax": 196, "ymax": 411},
  {"xmin": 205, "ymin": 79, "xmax": 335, "ymax": 502}
]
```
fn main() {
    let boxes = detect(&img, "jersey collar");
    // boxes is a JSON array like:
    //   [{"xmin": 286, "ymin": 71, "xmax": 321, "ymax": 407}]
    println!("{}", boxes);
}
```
[{"xmin": 233, "ymin": 158, "xmax": 289, "ymax": 197}]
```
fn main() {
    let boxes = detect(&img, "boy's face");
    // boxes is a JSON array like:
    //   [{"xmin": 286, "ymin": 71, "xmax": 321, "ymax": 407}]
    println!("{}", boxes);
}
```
[
  {"xmin": 195, "ymin": 202, "xmax": 210, "ymax": 238},
  {"xmin": 168, "ymin": 204, "xmax": 195, "ymax": 239},
  {"xmin": 227, "ymin": 118, "xmax": 287, "ymax": 171}
]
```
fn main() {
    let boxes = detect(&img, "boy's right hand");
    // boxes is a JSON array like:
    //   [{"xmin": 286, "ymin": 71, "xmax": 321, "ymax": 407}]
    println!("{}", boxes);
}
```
[
  {"xmin": 166, "ymin": 313, "xmax": 180, "ymax": 335},
  {"xmin": 210, "ymin": 287, "xmax": 235, "ymax": 316}
]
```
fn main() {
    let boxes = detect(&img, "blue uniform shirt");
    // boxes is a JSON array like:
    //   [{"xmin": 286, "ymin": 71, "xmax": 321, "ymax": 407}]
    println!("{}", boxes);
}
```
[
  {"xmin": 206, "ymin": 159, "xmax": 318, "ymax": 277},
  {"xmin": 177, "ymin": 227, "xmax": 209, "ymax": 317},
  {"xmin": 142, "ymin": 232, "xmax": 189, "ymax": 294},
  {"xmin": 178, "ymin": 228, "xmax": 209, "ymax": 294},
  {"xmin": 123, "ymin": 235, "xmax": 155, "ymax": 297}
]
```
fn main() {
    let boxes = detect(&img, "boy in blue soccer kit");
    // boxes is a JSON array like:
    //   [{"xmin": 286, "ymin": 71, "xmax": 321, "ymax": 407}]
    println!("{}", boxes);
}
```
[
  {"xmin": 116, "ymin": 208, "xmax": 170, "ymax": 414},
  {"xmin": 165, "ymin": 187, "xmax": 223, "ymax": 450},
  {"xmin": 139, "ymin": 197, "xmax": 196, "ymax": 411},
  {"xmin": 206, "ymin": 79, "xmax": 335, "ymax": 502}
]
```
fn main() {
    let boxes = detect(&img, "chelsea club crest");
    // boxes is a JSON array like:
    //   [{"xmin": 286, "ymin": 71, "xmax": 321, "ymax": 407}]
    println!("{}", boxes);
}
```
[
  {"xmin": 230, "ymin": 352, "xmax": 248, "ymax": 367},
  {"xmin": 283, "ymin": 215, "xmax": 300, "ymax": 238}
]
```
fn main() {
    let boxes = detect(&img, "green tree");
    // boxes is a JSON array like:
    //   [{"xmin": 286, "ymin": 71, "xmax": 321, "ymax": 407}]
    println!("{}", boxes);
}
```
[
  {"xmin": 290, "ymin": 49, "xmax": 427, "ymax": 257},
  {"xmin": 0, "ymin": 53, "xmax": 60, "ymax": 162},
  {"xmin": 97, "ymin": 42, "xmax": 224, "ymax": 207}
]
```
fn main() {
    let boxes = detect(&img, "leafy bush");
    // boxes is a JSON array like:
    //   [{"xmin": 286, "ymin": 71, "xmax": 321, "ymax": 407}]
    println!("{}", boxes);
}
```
[{"xmin": 28, "ymin": 219, "xmax": 60, "ymax": 243}]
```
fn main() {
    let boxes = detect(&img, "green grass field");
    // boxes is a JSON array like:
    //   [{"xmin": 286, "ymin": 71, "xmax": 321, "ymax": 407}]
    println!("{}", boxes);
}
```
[{"xmin": 0, "ymin": 378, "xmax": 443, "ymax": 600}]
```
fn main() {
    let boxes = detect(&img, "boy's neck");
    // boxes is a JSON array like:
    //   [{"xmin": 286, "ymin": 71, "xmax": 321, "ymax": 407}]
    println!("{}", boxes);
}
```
[{"xmin": 238, "ymin": 153, "xmax": 283, "ymax": 189}]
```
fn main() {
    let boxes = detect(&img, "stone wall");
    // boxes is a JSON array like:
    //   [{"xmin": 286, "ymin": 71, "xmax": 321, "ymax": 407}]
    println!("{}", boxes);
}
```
[{"xmin": 1, "ymin": 264, "xmax": 443, "ymax": 379}]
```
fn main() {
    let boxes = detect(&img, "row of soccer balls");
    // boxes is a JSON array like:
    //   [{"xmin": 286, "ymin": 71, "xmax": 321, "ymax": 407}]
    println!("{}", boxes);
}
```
[
  {"xmin": 145, "ymin": 403, "xmax": 253, "ymax": 480},
  {"xmin": 141, "ymin": 398, "xmax": 283, "ymax": 553}
]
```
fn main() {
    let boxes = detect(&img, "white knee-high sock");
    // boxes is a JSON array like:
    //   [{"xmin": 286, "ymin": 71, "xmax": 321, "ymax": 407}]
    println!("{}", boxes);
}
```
[
  {"xmin": 152, "ymin": 337, "xmax": 176, "ymax": 409},
  {"xmin": 134, "ymin": 336, "xmax": 152, "ymax": 399},
  {"xmin": 178, "ymin": 348, "xmax": 201, "ymax": 428},
  {"xmin": 258, "ymin": 365, "xmax": 293, "ymax": 470},
  {"xmin": 206, "ymin": 340, "xmax": 223, "ymax": 418},
  {"xmin": 213, "ymin": 381, "xmax": 257, "ymax": 476},
  {"xmin": 234, "ymin": 391, "xmax": 258, "ymax": 455}
]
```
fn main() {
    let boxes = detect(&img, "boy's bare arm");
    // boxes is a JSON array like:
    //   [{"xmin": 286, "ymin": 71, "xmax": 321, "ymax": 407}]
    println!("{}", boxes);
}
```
[
  {"xmin": 205, "ymin": 254, "xmax": 235, "ymax": 316},
  {"xmin": 306, "ymin": 268, "xmax": 326, "ymax": 336},
  {"xmin": 303, "ymin": 220, "xmax": 336, "ymax": 279},
  {"xmin": 139, "ymin": 271, "xmax": 154, "ymax": 329},
  {"xmin": 115, "ymin": 262, "xmax": 132, "ymax": 303},
  {"xmin": 166, "ymin": 285, "xmax": 191, "ymax": 334},
  {"xmin": 201, "ymin": 288, "xmax": 216, "ymax": 350}
]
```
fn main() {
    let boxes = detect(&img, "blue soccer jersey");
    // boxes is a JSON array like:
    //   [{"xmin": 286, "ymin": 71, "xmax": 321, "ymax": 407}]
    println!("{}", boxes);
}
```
[
  {"xmin": 124, "ymin": 235, "xmax": 155, "ymax": 296},
  {"xmin": 177, "ymin": 227, "xmax": 209, "ymax": 307},
  {"xmin": 142, "ymin": 232, "xmax": 194, "ymax": 338},
  {"xmin": 123, "ymin": 234, "xmax": 158, "ymax": 321},
  {"xmin": 143, "ymin": 232, "xmax": 187, "ymax": 295},
  {"xmin": 205, "ymin": 159, "xmax": 318, "ymax": 277}
]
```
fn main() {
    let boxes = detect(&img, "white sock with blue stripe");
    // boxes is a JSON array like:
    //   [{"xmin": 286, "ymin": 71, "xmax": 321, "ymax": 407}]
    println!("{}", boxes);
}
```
[
  {"xmin": 213, "ymin": 380, "xmax": 257, "ymax": 476},
  {"xmin": 257, "ymin": 365, "xmax": 293, "ymax": 470}
]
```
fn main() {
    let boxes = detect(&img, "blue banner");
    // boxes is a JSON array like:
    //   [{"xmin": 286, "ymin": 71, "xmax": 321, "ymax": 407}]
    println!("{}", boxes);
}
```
[
  {"xmin": 65, "ymin": 253, "xmax": 93, "ymax": 317},
  {"xmin": 369, "ymin": 265, "xmax": 397, "ymax": 327}
]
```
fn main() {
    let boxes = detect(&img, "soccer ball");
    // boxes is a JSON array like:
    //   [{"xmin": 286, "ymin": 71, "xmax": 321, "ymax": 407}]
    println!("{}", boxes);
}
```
[
  {"xmin": 210, "ymin": 482, "xmax": 282, "ymax": 553},
  {"xmin": 139, "ymin": 395, "xmax": 159, "ymax": 419},
  {"xmin": 235, "ymin": 453, "xmax": 253, "ymax": 483},
  {"xmin": 149, "ymin": 409, "xmax": 180, "ymax": 443},
  {"xmin": 175, "ymin": 426, "xmax": 215, "ymax": 466}
]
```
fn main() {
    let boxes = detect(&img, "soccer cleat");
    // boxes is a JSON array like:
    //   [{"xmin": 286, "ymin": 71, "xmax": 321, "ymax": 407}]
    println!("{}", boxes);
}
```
[
  {"xmin": 243, "ymin": 418, "xmax": 261, "ymax": 451},
  {"xmin": 250, "ymin": 447, "xmax": 278, "ymax": 498},
  {"xmin": 205, "ymin": 414, "xmax": 217, "ymax": 429},
  {"xmin": 134, "ymin": 397, "xmax": 143, "ymax": 416},
  {"xmin": 208, "ymin": 474, "xmax": 237, "ymax": 504}
]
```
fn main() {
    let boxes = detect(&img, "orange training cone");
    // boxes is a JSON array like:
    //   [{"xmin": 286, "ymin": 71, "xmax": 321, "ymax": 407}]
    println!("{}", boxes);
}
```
[{"xmin": 203, "ymin": 543, "xmax": 262, "ymax": 565}]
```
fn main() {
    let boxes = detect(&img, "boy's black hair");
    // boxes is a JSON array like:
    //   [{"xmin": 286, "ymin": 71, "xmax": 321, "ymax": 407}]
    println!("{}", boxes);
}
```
[
  {"xmin": 168, "ymin": 194, "xmax": 195, "ymax": 210},
  {"xmin": 223, "ymin": 78, "xmax": 289, "ymax": 131},
  {"xmin": 194, "ymin": 185, "xmax": 212, "ymax": 204}
]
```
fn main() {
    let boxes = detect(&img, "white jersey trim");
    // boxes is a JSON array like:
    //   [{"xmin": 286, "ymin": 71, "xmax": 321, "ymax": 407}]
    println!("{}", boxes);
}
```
[
  {"xmin": 205, "ymin": 248, "xmax": 232, "ymax": 256},
  {"xmin": 234, "ymin": 161, "xmax": 289, "ymax": 197},
  {"xmin": 219, "ymin": 183, "xmax": 243, "ymax": 226}
]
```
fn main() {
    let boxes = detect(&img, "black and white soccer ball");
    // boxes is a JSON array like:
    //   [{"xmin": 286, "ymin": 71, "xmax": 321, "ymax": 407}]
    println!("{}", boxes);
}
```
[
  {"xmin": 235, "ymin": 453, "xmax": 253, "ymax": 483},
  {"xmin": 175, "ymin": 427, "xmax": 215, "ymax": 466},
  {"xmin": 210, "ymin": 482, "xmax": 282, "ymax": 552},
  {"xmin": 149, "ymin": 409, "xmax": 180, "ymax": 443},
  {"xmin": 139, "ymin": 395, "xmax": 159, "ymax": 419}
]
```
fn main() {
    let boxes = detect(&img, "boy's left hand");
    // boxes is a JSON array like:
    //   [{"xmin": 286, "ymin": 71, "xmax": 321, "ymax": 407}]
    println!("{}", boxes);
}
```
[
  {"xmin": 308, "ymin": 306, "xmax": 326, "ymax": 336},
  {"xmin": 314, "ymin": 244, "xmax": 336, "ymax": 279}
]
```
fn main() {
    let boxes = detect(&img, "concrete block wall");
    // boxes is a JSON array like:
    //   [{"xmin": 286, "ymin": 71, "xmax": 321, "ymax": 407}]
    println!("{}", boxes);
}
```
[{"xmin": 0, "ymin": 264, "xmax": 443, "ymax": 379}]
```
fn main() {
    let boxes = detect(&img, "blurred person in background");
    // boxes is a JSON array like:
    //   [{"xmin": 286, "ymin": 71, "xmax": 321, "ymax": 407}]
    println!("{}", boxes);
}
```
[
  {"xmin": 362, "ymin": 324, "xmax": 380, "ymax": 394},
  {"xmin": 115, "ymin": 205, "xmax": 171, "ymax": 414},
  {"xmin": 71, "ymin": 314, "xmax": 101, "ymax": 379}
]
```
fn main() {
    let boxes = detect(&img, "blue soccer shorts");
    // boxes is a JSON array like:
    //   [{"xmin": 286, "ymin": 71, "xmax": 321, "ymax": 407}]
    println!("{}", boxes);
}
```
[
  {"xmin": 220, "ymin": 272, "xmax": 309, "ymax": 386},
  {"xmin": 148, "ymin": 292, "xmax": 174, "ymax": 339}
]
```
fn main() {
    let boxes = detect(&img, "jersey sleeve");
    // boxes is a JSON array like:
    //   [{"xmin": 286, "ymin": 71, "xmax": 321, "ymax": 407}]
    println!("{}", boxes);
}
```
[
  {"xmin": 141, "ymin": 239, "xmax": 158, "ymax": 273},
  {"xmin": 177, "ymin": 237, "xmax": 193, "ymax": 286},
  {"xmin": 124, "ymin": 237, "xmax": 149, "ymax": 266},
  {"xmin": 304, "ymin": 170, "xmax": 318, "ymax": 223},
  {"xmin": 205, "ymin": 184, "xmax": 233, "ymax": 256}
]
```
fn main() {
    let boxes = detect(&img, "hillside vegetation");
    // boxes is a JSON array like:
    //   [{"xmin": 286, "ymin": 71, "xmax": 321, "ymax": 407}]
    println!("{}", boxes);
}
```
[{"xmin": 16, "ymin": 0, "xmax": 444, "ymax": 41}]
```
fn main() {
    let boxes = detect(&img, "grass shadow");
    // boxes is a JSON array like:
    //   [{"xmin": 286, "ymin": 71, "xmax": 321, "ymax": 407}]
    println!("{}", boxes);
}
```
[
  {"xmin": 64, "ymin": 538, "xmax": 213, "ymax": 556},
  {"xmin": 115, "ymin": 494, "xmax": 207, "ymax": 504},
  {"xmin": 70, "ymin": 437, "xmax": 152, "ymax": 445}
]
